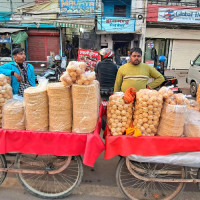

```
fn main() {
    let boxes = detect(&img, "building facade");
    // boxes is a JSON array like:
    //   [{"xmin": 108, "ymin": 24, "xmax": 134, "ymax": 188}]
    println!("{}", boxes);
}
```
[
  {"xmin": 145, "ymin": 0, "xmax": 200, "ymax": 70},
  {"xmin": 96, "ymin": 0, "xmax": 146, "ymax": 58}
]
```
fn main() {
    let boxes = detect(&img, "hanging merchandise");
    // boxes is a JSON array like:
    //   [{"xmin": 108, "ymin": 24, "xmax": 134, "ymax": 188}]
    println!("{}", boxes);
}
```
[{"xmin": 11, "ymin": 32, "xmax": 28, "ymax": 44}]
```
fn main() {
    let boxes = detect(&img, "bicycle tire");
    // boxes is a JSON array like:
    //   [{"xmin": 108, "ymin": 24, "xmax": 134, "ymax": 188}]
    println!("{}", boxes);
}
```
[
  {"xmin": 116, "ymin": 157, "xmax": 185, "ymax": 200},
  {"xmin": 16, "ymin": 154, "xmax": 83, "ymax": 199},
  {"xmin": 0, "ymin": 154, "xmax": 7, "ymax": 186}
]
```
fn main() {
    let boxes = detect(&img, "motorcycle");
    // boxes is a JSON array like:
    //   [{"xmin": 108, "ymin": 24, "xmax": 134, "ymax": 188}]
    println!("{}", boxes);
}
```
[
  {"xmin": 37, "ymin": 56, "xmax": 65, "ymax": 82},
  {"xmin": 100, "ymin": 87, "xmax": 114, "ymax": 130},
  {"xmin": 159, "ymin": 75, "xmax": 182, "ymax": 93},
  {"xmin": 156, "ymin": 56, "xmax": 182, "ymax": 93},
  {"xmin": 100, "ymin": 87, "xmax": 114, "ymax": 101}
]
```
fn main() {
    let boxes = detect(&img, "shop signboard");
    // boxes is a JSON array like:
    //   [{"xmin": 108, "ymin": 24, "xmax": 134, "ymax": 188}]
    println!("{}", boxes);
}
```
[
  {"xmin": 97, "ymin": 17, "xmax": 135, "ymax": 32},
  {"xmin": 78, "ymin": 48, "xmax": 100, "ymax": 71},
  {"xmin": 0, "ymin": 35, "xmax": 11, "ymax": 43},
  {"xmin": 145, "ymin": 60, "xmax": 154, "ymax": 67},
  {"xmin": 147, "ymin": 42, "xmax": 154, "ymax": 49},
  {"xmin": 158, "ymin": 8, "xmax": 200, "ymax": 24},
  {"xmin": 60, "ymin": 0, "xmax": 96, "ymax": 17},
  {"xmin": 147, "ymin": 4, "xmax": 200, "ymax": 24}
]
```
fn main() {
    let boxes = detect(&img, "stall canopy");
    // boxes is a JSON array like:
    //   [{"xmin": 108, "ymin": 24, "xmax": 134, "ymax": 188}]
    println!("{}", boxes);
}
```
[
  {"xmin": 55, "ymin": 22, "xmax": 94, "ymax": 29},
  {"xmin": 0, "ymin": 28, "xmax": 24, "ymax": 34}
]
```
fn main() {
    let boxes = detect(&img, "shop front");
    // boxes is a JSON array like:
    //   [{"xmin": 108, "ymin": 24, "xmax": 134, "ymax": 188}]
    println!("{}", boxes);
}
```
[
  {"xmin": 144, "ymin": 38, "xmax": 170, "ymax": 68},
  {"xmin": 146, "ymin": 4, "xmax": 200, "ymax": 70},
  {"xmin": 0, "ymin": 29, "xmax": 28, "ymax": 65},
  {"xmin": 97, "ymin": 16, "xmax": 139, "ymax": 60}
]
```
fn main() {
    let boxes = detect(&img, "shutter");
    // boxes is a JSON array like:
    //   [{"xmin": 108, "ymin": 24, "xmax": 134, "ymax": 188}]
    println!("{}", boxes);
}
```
[
  {"xmin": 171, "ymin": 40, "xmax": 200, "ymax": 69},
  {"xmin": 27, "ymin": 30, "xmax": 59, "ymax": 68}
]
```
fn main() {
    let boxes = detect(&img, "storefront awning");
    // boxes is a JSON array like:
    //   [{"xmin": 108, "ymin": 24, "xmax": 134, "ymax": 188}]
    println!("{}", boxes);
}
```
[
  {"xmin": 0, "ymin": 28, "xmax": 25, "ymax": 33},
  {"xmin": 55, "ymin": 22, "xmax": 94, "ymax": 29}
]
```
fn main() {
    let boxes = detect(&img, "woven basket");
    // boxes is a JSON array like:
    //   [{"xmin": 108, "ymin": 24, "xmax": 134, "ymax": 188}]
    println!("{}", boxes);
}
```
[
  {"xmin": 2, "ymin": 100, "xmax": 25, "ymax": 130},
  {"xmin": 24, "ymin": 87, "xmax": 48, "ymax": 131},
  {"xmin": 72, "ymin": 84, "xmax": 98, "ymax": 133},
  {"xmin": 47, "ymin": 82, "xmax": 72, "ymax": 132}
]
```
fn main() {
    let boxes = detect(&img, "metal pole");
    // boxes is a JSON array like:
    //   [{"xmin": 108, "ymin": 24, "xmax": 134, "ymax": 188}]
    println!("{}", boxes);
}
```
[{"xmin": 59, "ymin": 27, "xmax": 62, "ymax": 56}]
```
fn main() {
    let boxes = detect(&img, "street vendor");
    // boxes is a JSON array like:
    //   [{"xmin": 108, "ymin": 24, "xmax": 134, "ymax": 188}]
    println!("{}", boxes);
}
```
[
  {"xmin": 0, "ymin": 48, "xmax": 36, "ymax": 96},
  {"xmin": 114, "ymin": 47, "xmax": 165, "ymax": 92}
]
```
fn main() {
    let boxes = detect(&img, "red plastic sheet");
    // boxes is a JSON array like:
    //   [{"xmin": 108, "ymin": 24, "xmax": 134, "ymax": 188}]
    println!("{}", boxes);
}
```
[
  {"xmin": 104, "ymin": 126, "xmax": 200, "ymax": 159},
  {"xmin": 0, "ymin": 105, "xmax": 105, "ymax": 167}
]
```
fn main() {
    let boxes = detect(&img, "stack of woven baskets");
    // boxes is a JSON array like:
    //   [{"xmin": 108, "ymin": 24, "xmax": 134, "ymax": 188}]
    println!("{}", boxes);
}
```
[
  {"xmin": 72, "ymin": 83, "xmax": 98, "ymax": 133},
  {"xmin": 47, "ymin": 82, "xmax": 72, "ymax": 132},
  {"xmin": 24, "ymin": 87, "xmax": 48, "ymax": 131}
]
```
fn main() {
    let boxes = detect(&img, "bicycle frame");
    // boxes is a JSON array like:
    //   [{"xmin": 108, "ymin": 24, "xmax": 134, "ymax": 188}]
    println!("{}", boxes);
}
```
[
  {"xmin": 0, "ymin": 154, "xmax": 72, "ymax": 175},
  {"xmin": 126, "ymin": 157, "xmax": 200, "ymax": 183}
]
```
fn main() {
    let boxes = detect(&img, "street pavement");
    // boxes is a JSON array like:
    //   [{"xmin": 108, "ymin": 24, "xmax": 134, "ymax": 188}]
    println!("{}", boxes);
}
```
[
  {"xmin": 2, "ymin": 152, "xmax": 200, "ymax": 200},
  {"xmin": 165, "ymin": 69, "xmax": 190, "ymax": 95},
  {"xmin": 0, "ymin": 70, "xmax": 199, "ymax": 200}
]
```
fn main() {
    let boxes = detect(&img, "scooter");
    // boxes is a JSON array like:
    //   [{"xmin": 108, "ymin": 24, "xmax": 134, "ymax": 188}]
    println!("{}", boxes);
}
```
[
  {"xmin": 156, "ymin": 56, "xmax": 182, "ymax": 93},
  {"xmin": 37, "ymin": 63, "xmax": 64, "ymax": 82}
]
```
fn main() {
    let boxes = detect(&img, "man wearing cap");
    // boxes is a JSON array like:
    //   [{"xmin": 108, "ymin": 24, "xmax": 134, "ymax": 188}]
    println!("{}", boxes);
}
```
[{"xmin": 0, "ymin": 48, "xmax": 36, "ymax": 96}]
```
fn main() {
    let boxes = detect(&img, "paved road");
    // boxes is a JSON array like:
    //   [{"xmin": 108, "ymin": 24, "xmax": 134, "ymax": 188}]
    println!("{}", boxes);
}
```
[{"xmin": 1, "ymin": 153, "xmax": 200, "ymax": 200}]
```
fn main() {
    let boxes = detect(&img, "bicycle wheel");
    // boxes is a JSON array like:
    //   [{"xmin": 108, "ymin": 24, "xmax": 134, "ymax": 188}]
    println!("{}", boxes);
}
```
[
  {"xmin": 16, "ymin": 154, "xmax": 83, "ymax": 199},
  {"xmin": 0, "ymin": 154, "xmax": 7, "ymax": 185},
  {"xmin": 116, "ymin": 157, "xmax": 185, "ymax": 200}
]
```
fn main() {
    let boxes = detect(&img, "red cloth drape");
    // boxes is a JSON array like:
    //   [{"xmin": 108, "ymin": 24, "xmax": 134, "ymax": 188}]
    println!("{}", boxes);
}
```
[
  {"xmin": 104, "ymin": 126, "xmax": 200, "ymax": 159},
  {"xmin": 0, "ymin": 105, "xmax": 105, "ymax": 167}
]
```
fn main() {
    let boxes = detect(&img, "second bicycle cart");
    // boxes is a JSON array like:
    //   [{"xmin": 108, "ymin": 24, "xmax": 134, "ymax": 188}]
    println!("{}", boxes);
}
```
[{"xmin": 104, "ymin": 125, "xmax": 200, "ymax": 200}]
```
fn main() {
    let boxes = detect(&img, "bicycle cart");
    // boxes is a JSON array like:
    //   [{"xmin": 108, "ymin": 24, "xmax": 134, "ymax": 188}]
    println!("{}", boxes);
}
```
[
  {"xmin": 104, "ymin": 126, "xmax": 200, "ymax": 200},
  {"xmin": 0, "ymin": 104, "xmax": 105, "ymax": 199}
]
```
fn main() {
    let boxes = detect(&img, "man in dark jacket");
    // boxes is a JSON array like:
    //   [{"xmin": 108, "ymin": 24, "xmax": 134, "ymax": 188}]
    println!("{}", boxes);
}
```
[
  {"xmin": 115, "ymin": 47, "xmax": 121, "ymax": 66},
  {"xmin": 95, "ymin": 48, "xmax": 118, "ymax": 89}
]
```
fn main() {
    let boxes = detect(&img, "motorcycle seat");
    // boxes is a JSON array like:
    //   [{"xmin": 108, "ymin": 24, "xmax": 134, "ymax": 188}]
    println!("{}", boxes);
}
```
[{"xmin": 164, "ymin": 76, "xmax": 175, "ymax": 79}]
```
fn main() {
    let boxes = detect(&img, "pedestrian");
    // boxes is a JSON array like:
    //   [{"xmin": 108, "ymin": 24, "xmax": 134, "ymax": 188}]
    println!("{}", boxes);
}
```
[
  {"xmin": 1, "ymin": 43, "xmax": 11, "ymax": 57},
  {"xmin": 95, "ymin": 48, "xmax": 118, "ymax": 89},
  {"xmin": 114, "ymin": 47, "xmax": 165, "ymax": 92},
  {"xmin": 0, "ymin": 48, "xmax": 36, "ymax": 96},
  {"xmin": 115, "ymin": 47, "xmax": 121, "ymax": 66}
]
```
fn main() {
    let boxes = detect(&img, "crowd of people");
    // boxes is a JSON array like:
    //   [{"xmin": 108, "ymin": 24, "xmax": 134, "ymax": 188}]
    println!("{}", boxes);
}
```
[
  {"xmin": 96, "ymin": 47, "xmax": 165, "ymax": 93},
  {"xmin": 0, "ymin": 44, "xmax": 166, "ymax": 98}
]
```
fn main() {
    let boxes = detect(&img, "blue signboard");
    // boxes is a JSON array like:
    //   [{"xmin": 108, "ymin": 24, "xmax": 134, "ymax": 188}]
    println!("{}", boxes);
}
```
[
  {"xmin": 0, "ymin": 12, "xmax": 11, "ymax": 22},
  {"xmin": 97, "ymin": 16, "xmax": 135, "ymax": 32},
  {"xmin": 60, "ymin": 0, "xmax": 96, "ymax": 17},
  {"xmin": 0, "ymin": 35, "xmax": 11, "ymax": 43}
]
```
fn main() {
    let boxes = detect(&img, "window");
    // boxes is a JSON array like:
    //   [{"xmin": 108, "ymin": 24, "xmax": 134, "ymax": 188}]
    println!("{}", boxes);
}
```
[
  {"xmin": 194, "ymin": 55, "xmax": 200, "ymax": 66},
  {"xmin": 114, "ymin": 5, "xmax": 126, "ymax": 17}
]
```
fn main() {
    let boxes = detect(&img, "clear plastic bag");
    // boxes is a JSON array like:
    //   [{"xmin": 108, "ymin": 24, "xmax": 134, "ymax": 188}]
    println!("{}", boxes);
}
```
[
  {"xmin": 158, "ymin": 86, "xmax": 174, "ymax": 99},
  {"xmin": 157, "ymin": 101, "xmax": 187, "ymax": 137},
  {"xmin": 61, "ymin": 61, "xmax": 88, "ymax": 86},
  {"xmin": 133, "ymin": 89, "xmax": 163, "ymax": 136},
  {"xmin": 196, "ymin": 84, "xmax": 200, "ymax": 104},
  {"xmin": 128, "ymin": 152, "xmax": 200, "ymax": 168},
  {"xmin": 187, "ymin": 100, "xmax": 200, "ymax": 111},
  {"xmin": 60, "ymin": 72, "xmax": 73, "ymax": 86},
  {"xmin": 2, "ymin": 99, "xmax": 25, "ymax": 130},
  {"xmin": 0, "ymin": 74, "xmax": 13, "ymax": 127},
  {"xmin": 107, "ymin": 92, "xmax": 133, "ymax": 136},
  {"xmin": 76, "ymin": 71, "xmax": 96, "ymax": 85},
  {"xmin": 184, "ymin": 109, "xmax": 200, "ymax": 137}
]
